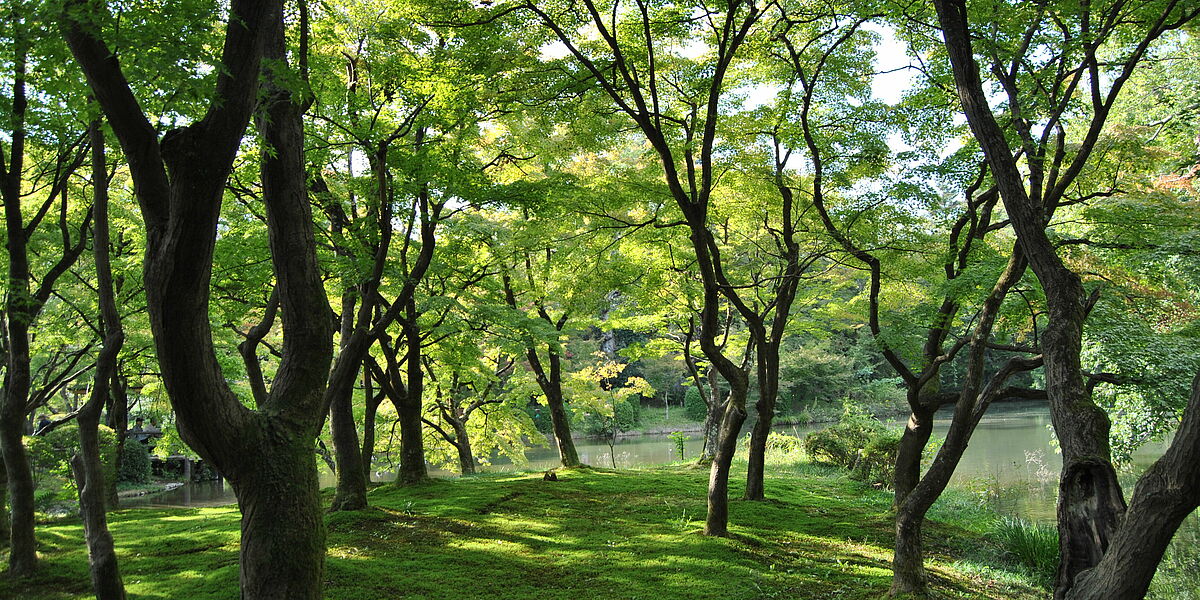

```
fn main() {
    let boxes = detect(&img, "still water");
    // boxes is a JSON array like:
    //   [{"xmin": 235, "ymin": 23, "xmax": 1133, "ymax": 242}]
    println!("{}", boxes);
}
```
[{"xmin": 119, "ymin": 400, "xmax": 1167, "ymax": 524}]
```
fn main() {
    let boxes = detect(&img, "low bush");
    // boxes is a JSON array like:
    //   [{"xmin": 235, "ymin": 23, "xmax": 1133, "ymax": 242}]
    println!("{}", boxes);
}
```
[
  {"xmin": 119, "ymin": 439, "xmax": 153, "ymax": 484},
  {"xmin": 803, "ymin": 404, "xmax": 898, "ymax": 486}
]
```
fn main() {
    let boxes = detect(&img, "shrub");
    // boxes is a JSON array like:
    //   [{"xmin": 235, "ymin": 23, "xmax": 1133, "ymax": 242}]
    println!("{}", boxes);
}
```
[
  {"xmin": 803, "ymin": 404, "xmax": 899, "ymax": 486},
  {"xmin": 615, "ymin": 397, "xmax": 640, "ymax": 431},
  {"xmin": 993, "ymin": 517, "xmax": 1059, "ymax": 582},
  {"xmin": 118, "ymin": 439, "xmax": 153, "ymax": 484},
  {"xmin": 855, "ymin": 431, "xmax": 901, "ymax": 486},
  {"xmin": 802, "ymin": 404, "xmax": 883, "ymax": 470},
  {"xmin": 683, "ymin": 387, "xmax": 707, "ymax": 421},
  {"xmin": 27, "ymin": 421, "xmax": 119, "ymax": 487}
]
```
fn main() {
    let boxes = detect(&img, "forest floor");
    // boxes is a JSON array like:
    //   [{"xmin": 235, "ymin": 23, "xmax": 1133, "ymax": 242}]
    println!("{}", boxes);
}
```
[{"xmin": 1, "ymin": 462, "xmax": 1045, "ymax": 600}]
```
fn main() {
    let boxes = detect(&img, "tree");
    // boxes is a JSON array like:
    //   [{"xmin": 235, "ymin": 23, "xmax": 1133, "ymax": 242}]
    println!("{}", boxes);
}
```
[
  {"xmin": 931, "ymin": 0, "xmax": 1200, "ymax": 596},
  {"xmin": 69, "ymin": 118, "xmax": 125, "ymax": 600},
  {"xmin": 2, "ymin": 1, "xmax": 93, "ymax": 571},
  {"xmin": 64, "ymin": 3, "xmax": 335, "ymax": 598}
]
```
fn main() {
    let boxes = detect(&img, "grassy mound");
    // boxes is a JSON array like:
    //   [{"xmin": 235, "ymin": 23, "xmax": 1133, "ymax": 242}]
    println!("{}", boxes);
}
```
[{"xmin": 0, "ymin": 464, "xmax": 1043, "ymax": 599}]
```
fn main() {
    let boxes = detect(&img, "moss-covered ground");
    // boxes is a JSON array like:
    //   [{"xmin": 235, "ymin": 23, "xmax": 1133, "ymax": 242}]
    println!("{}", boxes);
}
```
[{"xmin": 1, "ymin": 463, "xmax": 1044, "ymax": 599}]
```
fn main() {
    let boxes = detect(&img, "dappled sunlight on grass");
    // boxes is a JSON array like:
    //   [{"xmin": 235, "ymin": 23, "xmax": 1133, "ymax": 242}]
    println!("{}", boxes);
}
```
[{"xmin": 3, "ymin": 464, "xmax": 1045, "ymax": 600}]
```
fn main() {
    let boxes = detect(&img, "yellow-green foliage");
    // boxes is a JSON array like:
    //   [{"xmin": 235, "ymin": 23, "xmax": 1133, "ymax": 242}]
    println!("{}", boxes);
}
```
[{"xmin": 2, "ymin": 466, "xmax": 1045, "ymax": 600}]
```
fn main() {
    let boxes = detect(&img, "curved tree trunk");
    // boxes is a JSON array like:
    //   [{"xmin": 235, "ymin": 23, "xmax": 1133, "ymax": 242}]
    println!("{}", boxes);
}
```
[
  {"xmin": 704, "ymin": 398, "xmax": 747, "ymax": 536},
  {"xmin": 70, "ymin": 117, "xmax": 126, "ymax": 600},
  {"xmin": 328, "ymin": 382, "xmax": 367, "ymax": 510},
  {"xmin": 1065, "ymin": 371, "xmax": 1200, "ymax": 599},
  {"xmin": 892, "ymin": 404, "xmax": 936, "ymax": 507},
  {"xmin": 65, "ymin": 4, "xmax": 334, "ymax": 598},
  {"xmin": 929, "ymin": 3, "xmax": 1145, "ymax": 594}
]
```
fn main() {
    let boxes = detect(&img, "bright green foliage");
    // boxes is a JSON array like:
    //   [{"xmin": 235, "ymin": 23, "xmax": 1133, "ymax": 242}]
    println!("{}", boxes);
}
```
[{"xmin": 1, "ymin": 467, "xmax": 1045, "ymax": 600}]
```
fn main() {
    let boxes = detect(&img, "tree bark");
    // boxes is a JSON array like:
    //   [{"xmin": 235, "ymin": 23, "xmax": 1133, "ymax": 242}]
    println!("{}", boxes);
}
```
[
  {"xmin": 1, "ymin": 30, "xmax": 39, "ymax": 575},
  {"xmin": 70, "ymin": 117, "xmax": 127, "ymax": 600},
  {"xmin": 395, "ymin": 303, "xmax": 429, "ymax": 484},
  {"xmin": 65, "ymin": 3, "xmax": 334, "ymax": 598},
  {"xmin": 704, "ymin": 397, "xmax": 747, "ymax": 536},
  {"xmin": 1066, "ymin": 371, "xmax": 1200, "ymax": 599},
  {"xmin": 234, "ymin": 429, "xmax": 325, "ymax": 600},
  {"xmin": 360, "ymin": 369, "xmax": 382, "ymax": 484},
  {"xmin": 890, "ymin": 248, "xmax": 1029, "ymax": 596},
  {"xmin": 450, "ymin": 418, "xmax": 476, "ymax": 475},
  {"xmin": 929, "ymin": 3, "xmax": 1136, "ymax": 594}
]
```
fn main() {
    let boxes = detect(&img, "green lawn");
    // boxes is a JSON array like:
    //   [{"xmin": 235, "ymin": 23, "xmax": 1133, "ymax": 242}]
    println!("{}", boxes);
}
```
[{"xmin": 1, "ymin": 463, "xmax": 1044, "ymax": 599}]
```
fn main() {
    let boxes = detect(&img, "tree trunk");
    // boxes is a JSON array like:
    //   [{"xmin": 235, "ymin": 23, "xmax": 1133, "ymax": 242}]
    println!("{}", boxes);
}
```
[
  {"xmin": 395, "ymin": 305, "xmax": 429, "ymax": 484},
  {"xmin": 0, "ymin": 423, "xmax": 35, "ymax": 575},
  {"xmin": 892, "ymin": 403, "xmax": 936, "ymax": 507},
  {"xmin": 69, "ymin": 117, "xmax": 127, "ymax": 600},
  {"xmin": 328, "ymin": 382, "xmax": 367, "ymax": 510},
  {"xmin": 704, "ymin": 398, "xmax": 747, "ymax": 536},
  {"xmin": 890, "ymin": 247, "xmax": 1030, "ymax": 597},
  {"xmin": 360, "ymin": 374, "xmax": 382, "ymax": 484},
  {"xmin": 929, "ymin": 4, "xmax": 1131, "ymax": 594},
  {"xmin": 1065, "ymin": 371, "xmax": 1200, "ymax": 599},
  {"xmin": 65, "ymin": 3, "xmax": 333, "ymax": 599},
  {"xmin": 698, "ymin": 373, "xmax": 722, "ymax": 464},
  {"xmin": 0, "ymin": 457, "xmax": 8, "ymax": 546},
  {"xmin": 544, "ymin": 380, "xmax": 581, "ymax": 468},
  {"xmin": 450, "ymin": 419, "xmax": 475, "ymax": 475},
  {"xmin": 105, "ymin": 373, "xmax": 129, "ymax": 509},
  {"xmin": 745, "ymin": 342, "xmax": 782, "ymax": 500},
  {"xmin": 233, "ymin": 433, "xmax": 325, "ymax": 600}
]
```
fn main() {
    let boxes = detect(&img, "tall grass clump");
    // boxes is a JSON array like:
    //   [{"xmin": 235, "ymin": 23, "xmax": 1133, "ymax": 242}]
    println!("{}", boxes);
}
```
[{"xmin": 993, "ymin": 517, "xmax": 1058, "ymax": 583}]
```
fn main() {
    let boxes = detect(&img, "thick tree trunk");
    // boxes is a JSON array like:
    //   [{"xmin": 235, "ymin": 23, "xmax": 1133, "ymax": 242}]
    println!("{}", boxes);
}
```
[
  {"xmin": 1066, "ymin": 371, "xmax": 1200, "ymax": 599},
  {"xmin": 0, "ymin": 458, "xmax": 8, "ymax": 546},
  {"xmin": 890, "ymin": 507, "xmax": 927, "ymax": 597},
  {"xmin": 395, "ymin": 390, "xmax": 428, "ymax": 483},
  {"xmin": 233, "ymin": 433, "xmax": 325, "ymax": 600},
  {"xmin": 929, "ymin": 4, "xmax": 1133, "ymax": 594},
  {"xmin": 65, "ymin": 3, "xmax": 332, "ymax": 599},
  {"xmin": 544, "ymin": 382, "xmax": 581, "ymax": 468},
  {"xmin": 704, "ymin": 398, "xmax": 747, "ymax": 536}
]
